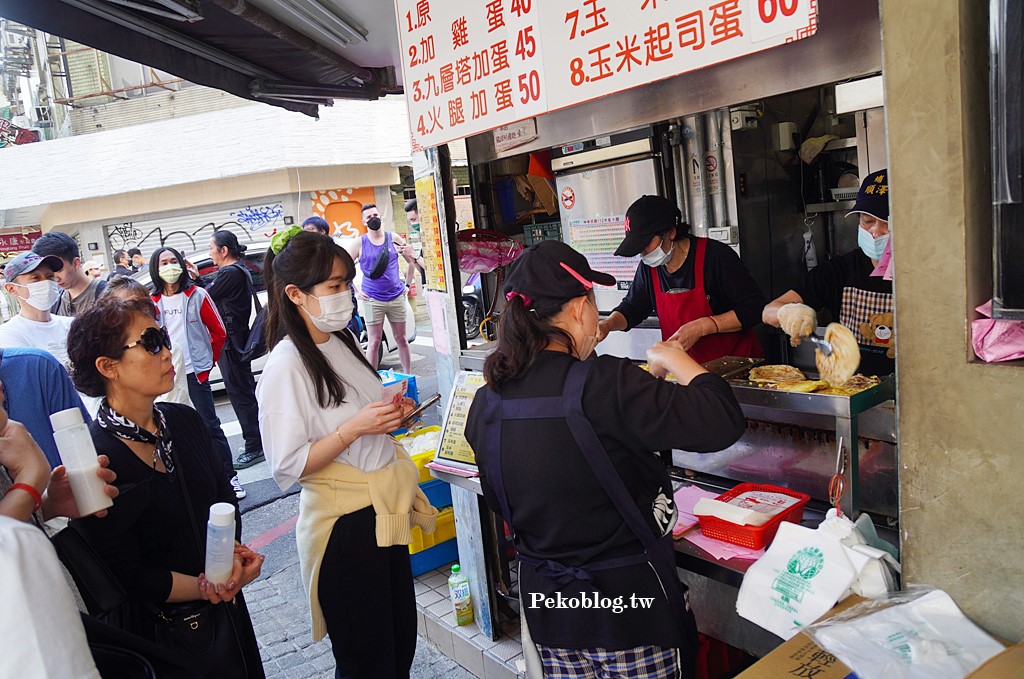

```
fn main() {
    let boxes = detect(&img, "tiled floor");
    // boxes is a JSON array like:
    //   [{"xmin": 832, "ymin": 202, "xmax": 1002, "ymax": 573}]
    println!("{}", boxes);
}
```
[{"xmin": 415, "ymin": 562, "xmax": 526, "ymax": 679}]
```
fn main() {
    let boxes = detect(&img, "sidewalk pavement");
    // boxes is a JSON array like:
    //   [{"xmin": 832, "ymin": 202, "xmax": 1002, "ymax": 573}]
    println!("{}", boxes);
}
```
[{"xmin": 246, "ymin": 550, "xmax": 476, "ymax": 679}]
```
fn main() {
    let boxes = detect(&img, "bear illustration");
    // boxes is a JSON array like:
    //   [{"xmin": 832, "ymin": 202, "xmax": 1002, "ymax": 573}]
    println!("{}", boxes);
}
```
[{"xmin": 859, "ymin": 312, "xmax": 895, "ymax": 359}]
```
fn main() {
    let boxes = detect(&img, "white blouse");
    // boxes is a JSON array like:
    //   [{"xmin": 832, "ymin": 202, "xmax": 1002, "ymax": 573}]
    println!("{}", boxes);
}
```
[{"xmin": 256, "ymin": 334, "xmax": 395, "ymax": 491}]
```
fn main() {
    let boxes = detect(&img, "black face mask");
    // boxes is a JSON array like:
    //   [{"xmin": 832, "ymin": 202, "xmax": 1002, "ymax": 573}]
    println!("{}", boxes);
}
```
[{"xmin": 366, "ymin": 216, "xmax": 382, "ymax": 231}]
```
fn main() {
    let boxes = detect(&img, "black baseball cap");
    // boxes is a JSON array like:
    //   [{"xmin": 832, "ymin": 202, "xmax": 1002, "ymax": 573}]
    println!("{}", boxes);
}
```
[
  {"xmin": 503, "ymin": 240, "xmax": 615, "ymax": 318},
  {"xmin": 846, "ymin": 169, "xmax": 889, "ymax": 221},
  {"xmin": 614, "ymin": 195, "xmax": 684, "ymax": 257}
]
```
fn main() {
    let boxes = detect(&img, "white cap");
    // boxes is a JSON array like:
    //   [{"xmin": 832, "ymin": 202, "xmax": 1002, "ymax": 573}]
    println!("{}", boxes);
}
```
[
  {"xmin": 50, "ymin": 407, "xmax": 86, "ymax": 431},
  {"xmin": 209, "ymin": 502, "xmax": 236, "ymax": 527}
]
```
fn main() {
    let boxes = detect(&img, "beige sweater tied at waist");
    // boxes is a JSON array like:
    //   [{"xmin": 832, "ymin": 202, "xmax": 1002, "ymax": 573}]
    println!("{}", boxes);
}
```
[{"xmin": 294, "ymin": 444, "xmax": 437, "ymax": 641}]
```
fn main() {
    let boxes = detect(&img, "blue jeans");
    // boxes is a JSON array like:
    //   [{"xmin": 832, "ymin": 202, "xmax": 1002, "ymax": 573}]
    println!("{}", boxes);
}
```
[{"xmin": 186, "ymin": 372, "xmax": 234, "ymax": 480}]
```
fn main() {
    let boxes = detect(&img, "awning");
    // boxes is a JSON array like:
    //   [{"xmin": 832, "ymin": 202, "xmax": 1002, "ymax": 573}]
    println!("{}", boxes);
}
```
[{"xmin": 0, "ymin": 0, "xmax": 404, "ymax": 117}]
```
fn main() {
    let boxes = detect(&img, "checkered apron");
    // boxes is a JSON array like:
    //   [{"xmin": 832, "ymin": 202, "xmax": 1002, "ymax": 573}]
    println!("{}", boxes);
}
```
[
  {"xmin": 537, "ymin": 645, "xmax": 680, "ymax": 679},
  {"xmin": 839, "ymin": 286, "xmax": 894, "ymax": 344}
]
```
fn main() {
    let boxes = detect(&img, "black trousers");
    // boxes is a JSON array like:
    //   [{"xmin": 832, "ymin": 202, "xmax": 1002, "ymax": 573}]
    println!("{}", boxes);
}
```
[
  {"xmin": 219, "ymin": 345, "xmax": 263, "ymax": 455},
  {"xmin": 318, "ymin": 506, "xmax": 417, "ymax": 679},
  {"xmin": 186, "ymin": 372, "xmax": 234, "ymax": 480}
]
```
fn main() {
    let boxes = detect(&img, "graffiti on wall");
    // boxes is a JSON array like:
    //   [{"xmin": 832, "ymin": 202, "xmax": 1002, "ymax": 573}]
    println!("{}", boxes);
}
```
[
  {"xmin": 311, "ymin": 188, "xmax": 376, "ymax": 238},
  {"xmin": 0, "ymin": 119, "xmax": 40, "ymax": 148},
  {"xmin": 104, "ymin": 202, "xmax": 289, "ymax": 256},
  {"xmin": 230, "ymin": 204, "xmax": 284, "ymax": 230}
]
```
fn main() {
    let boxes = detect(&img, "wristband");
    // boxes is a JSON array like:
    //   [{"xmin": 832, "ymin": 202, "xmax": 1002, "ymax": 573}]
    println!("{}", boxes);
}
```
[
  {"xmin": 8, "ymin": 482, "xmax": 43, "ymax": 511},
  {"xmin": 708, "ymin": 316, "xmax": 721, "ymax": 333},
  {"xmin": 335, "ymin": 428, "xmax": 350, "ymax": 451}
]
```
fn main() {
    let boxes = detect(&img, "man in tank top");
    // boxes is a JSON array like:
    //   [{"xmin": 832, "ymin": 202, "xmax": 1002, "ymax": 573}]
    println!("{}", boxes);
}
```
[{"xmin": 346, "ymin": 204, "xmax": 414, "ymax": 373}]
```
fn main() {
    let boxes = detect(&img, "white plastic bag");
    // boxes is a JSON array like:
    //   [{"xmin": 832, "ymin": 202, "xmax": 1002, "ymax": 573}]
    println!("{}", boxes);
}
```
[
  {"xmin": 804, "ymin": 588, "xmax": 1005, "ymax": 679},
  {"xmin": 736, "ymin": 520, "xmax": 866, "ymax": 639}
]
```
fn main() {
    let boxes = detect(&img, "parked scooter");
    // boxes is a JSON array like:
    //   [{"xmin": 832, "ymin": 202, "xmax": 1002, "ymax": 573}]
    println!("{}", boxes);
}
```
[{"xmin": 462, "ymin": 272, "xmax": 483, "ymax": 340}]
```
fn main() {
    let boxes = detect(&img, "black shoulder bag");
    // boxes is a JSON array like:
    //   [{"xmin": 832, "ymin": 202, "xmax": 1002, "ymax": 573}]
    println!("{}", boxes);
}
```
[
  {"xmin": 230, "ymin": 263, "xmax": 266, "ymax": 363},
  {"xmin": 148, "ymin": 459, "xmax": 252, "ymax": 678},
  {"xmin": 363, "ymin": 232, "xmax": 392, "ymax": 280}
]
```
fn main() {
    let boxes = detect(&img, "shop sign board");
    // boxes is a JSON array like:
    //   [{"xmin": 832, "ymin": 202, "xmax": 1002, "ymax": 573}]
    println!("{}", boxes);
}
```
[
  {"xmin": 436, "ymin": 371, "xmax": 487, "ymax": 466},
  {"xmin": 415, "ymin": 174, "xmax": 448, "ymax": 293},
  {"xmin": 0, "ymin": 230, "xmax": 41, "ymax": 257},
  {"xmin": 395, "ymin": 0, "xmax": 819, "ymax": 148}
]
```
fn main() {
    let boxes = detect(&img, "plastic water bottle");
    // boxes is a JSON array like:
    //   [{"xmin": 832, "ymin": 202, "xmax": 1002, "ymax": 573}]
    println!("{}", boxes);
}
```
[
  {"xmin": 448, "ymin": 563, "xmax": 474, "ymax": 626},
  {"xmin": 204, "ymin": 503, "xmax": 236, "ymax": 586},
  {"xmin": 50, "ymin": 408, "xmax": 113, "ymax": 516}
]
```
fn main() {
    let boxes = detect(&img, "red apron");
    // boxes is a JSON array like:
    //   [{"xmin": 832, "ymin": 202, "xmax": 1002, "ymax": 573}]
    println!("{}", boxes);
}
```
[{"xmin": 652, "ymin": 237, "xmax": 764, "ymax": 363}]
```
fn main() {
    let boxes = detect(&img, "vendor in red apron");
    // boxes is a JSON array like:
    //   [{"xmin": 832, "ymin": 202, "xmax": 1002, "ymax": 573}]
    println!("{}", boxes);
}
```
[
  {"xmin": 763, "ymin": 169, "xmax": 894, "ymax": 376},
  {"xmin": 465, "ymin": 240, "xmax": 746, "ymax": 679},
  {"xmin": 599, "ymin": 195, "xmax": 766, "ymax": 363}
]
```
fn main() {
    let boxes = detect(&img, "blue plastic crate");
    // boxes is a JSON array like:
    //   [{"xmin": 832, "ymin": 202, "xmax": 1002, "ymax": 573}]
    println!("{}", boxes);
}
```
[
  {"xmin": 410, "ymin": 539, "xmax": 459, "ymax": 576},
  {"xmin": 421, "ymin": 479, "xmax": 452, "ymax": 509},
  {"xmin": 379, "ymin": 371, "xmax": 419, "ymax": 404}
]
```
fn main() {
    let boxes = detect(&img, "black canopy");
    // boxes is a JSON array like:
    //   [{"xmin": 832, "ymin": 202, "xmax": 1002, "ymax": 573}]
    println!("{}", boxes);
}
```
[{"xmin": 0, "ymin": 0, "xmax": 401, "ymax": 117}]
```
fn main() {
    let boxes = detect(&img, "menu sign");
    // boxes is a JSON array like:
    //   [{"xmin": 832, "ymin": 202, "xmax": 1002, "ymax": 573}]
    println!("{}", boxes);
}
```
[
  {"xmin": 395, "ymin": 0, "xmax": 819, "ymax": 148},
  {"xmin": 415, "ymin": 174, "xmax": 448, "ymax": 292},
  {"xmin": 436, "ymin": 371, "xmax": 487, "ymax": 466}
]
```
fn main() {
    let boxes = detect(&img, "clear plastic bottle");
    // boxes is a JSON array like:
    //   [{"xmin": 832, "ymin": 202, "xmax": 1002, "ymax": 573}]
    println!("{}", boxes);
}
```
[
  {"xmin": 448, "ymin": 563, "xmax": 474, "ymax": 626},
  {"xmin": 204, "ymin": 503, "xmax": 236, "ymax": 586},
  {"xmin": 50, "ymin": 408, "xmax": 113, "ymax": 516}
]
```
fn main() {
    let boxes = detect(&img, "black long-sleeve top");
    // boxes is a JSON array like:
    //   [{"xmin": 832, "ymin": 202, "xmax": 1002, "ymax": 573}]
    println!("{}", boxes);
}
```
[
  {"xmin": 73, "ymin": 403, "xmax": 239, "ymax": 605},
  {"xmin": 464, "ymin": 352, "xmax": 745, "ymax": 648},
  {"xmin": 612, "ymin": 236, "xmax": 767, "ymax": 330},
  {"xmin": 206, "ymin": 262, "xmax": 253, "ymax": 348}
]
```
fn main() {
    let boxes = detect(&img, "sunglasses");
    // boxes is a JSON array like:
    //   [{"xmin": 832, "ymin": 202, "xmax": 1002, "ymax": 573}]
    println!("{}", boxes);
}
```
[{"xmin": 122, "ymin": 326, "xmax": 172, "ymax": 355}]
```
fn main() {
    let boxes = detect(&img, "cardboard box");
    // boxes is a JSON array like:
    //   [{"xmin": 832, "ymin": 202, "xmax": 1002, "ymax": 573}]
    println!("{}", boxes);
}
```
[
  {"xmin": 736, "ymin": 596, "xmax": 864, "ymax": 679},
  {"xmin": 966, "ymin": 641, "xmax": 1024, "ymax": 678}
]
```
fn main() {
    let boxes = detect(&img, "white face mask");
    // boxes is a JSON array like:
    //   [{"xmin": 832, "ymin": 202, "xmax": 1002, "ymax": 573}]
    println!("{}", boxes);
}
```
[
  {"xmin": 158, "ymin": 264, "xmax": 183, "ymax": 284},
  {"xmin": 302, "ymin": 289, "xmax": 354, "ymax": 332},
  {"xmin": 641, "ymin": 238, "xmax": 673, "ymax": 268},
  {"xmin": 14, "ymin": 279, "xmax": 60, "ymax": 311},
  {"xmin": 858, "ymin": 228, "xmax": 890, "ymax": 260},
  {"xmin": 574, "ymin": 298, "xmax": 600, "ymax": 361}
]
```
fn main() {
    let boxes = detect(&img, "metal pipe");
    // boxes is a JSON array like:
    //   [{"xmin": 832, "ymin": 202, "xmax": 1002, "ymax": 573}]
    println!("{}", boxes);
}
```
[
  {"xmin": 682, "ymin": 114, "xmax": 709, "ymax": 236},
  {"xmin": 719, "ymin": 107, "xmax": 740, "ymax": 227},
  {"xmin": 705, "ymin": 110, "xmax": 727, "ymax": 228},
  {"xmin": 669, "ymin": 123, "xmax": 690, "ymax": 226}
]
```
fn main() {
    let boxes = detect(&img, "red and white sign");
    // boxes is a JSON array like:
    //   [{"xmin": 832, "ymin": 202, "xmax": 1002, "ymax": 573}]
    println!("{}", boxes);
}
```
[
  {"xmin": 395, "ymin": 0, "xmax": 819, "ymax": 148},
  {"xmin": 0, "ymin": 231, "xmax": 41, "ymax": 255},
  {"xmin": 560, "ymin": 186, "xmax": 576, "ymax": 210}
]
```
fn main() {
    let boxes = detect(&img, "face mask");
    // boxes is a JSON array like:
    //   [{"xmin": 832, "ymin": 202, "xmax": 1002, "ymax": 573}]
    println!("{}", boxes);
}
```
[
  {"xmin": 14, "ymin": 280, "xmax": 60, "ymax": 311},
  {"xmin": 641, "ymin": 238, "xmax": 673, "ymax": 268},
  {"xmin": 366, "ymin": 216, "xmax": 382, "ymax": 231},
  {"xmin": 302, "ymin": 289, "xmax": 354, "ymax": 332},
  {"xmin": 574, "ymin": 298, "xmax": 600, "ymax": 361},
  {"xmin": 159, "ymin": 264, "xmax": 183, "ymax": 284},
  {"xmin": 858, "ymin": 228, "xmax": 890, "ymax": 260}
]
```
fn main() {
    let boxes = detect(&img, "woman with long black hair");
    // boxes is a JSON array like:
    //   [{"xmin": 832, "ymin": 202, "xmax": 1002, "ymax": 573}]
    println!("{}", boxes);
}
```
[
  {"xmin": 256, "ymin": 228, "xmax": 436, "ymax": 679},
  {"xmin": 207, "ymin": 232, "xmax": 264, "ymax": 472},
  {"xmin": 465, "ymin": 240, "xmax": 747, "ymax": 679},
  {"xmin": 148, "ymin": 247, "xmax": 241, "ymax": 498}
]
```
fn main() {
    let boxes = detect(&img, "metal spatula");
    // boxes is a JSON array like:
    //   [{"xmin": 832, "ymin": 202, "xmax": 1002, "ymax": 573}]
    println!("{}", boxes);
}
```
[{"xmin": 805, "ymin": 334, "xmax": 833, "ymax": 356}]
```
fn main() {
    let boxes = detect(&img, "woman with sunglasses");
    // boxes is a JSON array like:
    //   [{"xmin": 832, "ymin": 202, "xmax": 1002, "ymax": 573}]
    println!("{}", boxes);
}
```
[
  {"xmin": 66, "ymin": 297, "xmax": 265, "ymax": 678},
  {"xmin": 149, "ymin": 246, "xmax": 241, "ymax": 499},
  {"xmin": 256, "ymin": 228, "xmax": 436, "ymax": 678}
]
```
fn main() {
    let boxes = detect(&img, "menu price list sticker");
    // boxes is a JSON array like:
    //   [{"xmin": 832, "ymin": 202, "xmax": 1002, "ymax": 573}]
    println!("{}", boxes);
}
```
[
  {"xmin": 396, "ymin": 0, "xmax": 817, "ymax": 149},
  {"xmin": 415, "ymin": 175, "xmax": 447, "ymax": 293},
  {"xmin": 396, "ymin": 0, "xmax": 548, "ymax": 149},
  {"xmin": 436, "ymin": 372, "xmax": 487, "ymax": 466}
]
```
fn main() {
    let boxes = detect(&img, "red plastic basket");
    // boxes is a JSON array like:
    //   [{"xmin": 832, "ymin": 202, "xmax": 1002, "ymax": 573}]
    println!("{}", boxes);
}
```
[{"xmin": 697, "ymin": 483, "xmax": 810, "ymax": 550}]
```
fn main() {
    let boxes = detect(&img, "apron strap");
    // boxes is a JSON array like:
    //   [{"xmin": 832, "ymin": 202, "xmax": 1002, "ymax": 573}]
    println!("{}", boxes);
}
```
[
  {"xmin": 563, "ymin": 361, "xmax": 659, "ymax": 549},
  {"xmin": 482, "ymin": 388, "xmax": 516, "ymax": 536}
]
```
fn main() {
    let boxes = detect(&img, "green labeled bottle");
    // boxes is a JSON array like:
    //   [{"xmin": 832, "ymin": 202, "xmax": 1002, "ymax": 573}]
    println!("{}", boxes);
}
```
[{"xmin": 447, "ymin": 563, "xmax": 474, "ymax": 626}]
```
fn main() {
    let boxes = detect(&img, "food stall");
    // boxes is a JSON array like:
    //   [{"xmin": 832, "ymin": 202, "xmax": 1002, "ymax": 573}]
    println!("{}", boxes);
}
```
[{"xmin": 400, "ymin": 0, "xmax": 903, "ymax": 660}]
